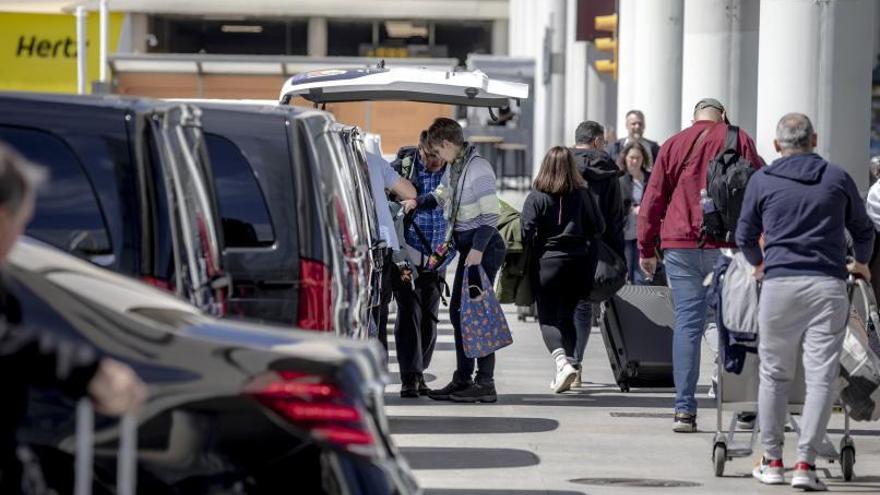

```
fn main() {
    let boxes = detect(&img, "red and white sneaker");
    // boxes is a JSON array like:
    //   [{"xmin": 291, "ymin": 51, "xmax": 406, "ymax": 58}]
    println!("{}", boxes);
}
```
[
  {"xmin": 791, "ymin": 462, "xmax": 827, "ymax": 491},
  {"xmin": 752, "ymin": 456, "xmax": 785, "ymax": 485}
]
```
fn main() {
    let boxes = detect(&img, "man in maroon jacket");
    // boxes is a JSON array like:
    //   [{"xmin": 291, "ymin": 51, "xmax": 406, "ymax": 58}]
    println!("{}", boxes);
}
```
[{"xmin": 637, "ymin": 98, "xmax": 765, "ymax": 432}]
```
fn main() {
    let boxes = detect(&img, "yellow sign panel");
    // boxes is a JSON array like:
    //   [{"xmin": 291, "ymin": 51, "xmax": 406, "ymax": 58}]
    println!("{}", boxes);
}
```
[{"xmin": 0, "ymin": 12, "xmax": 124, "ymax": 94}]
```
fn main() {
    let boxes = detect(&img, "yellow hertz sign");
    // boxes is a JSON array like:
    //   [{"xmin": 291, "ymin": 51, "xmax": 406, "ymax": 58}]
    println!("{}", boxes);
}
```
[{"xmin": 0, "ymin": 12, "xmax": 123, "ymax": 94}]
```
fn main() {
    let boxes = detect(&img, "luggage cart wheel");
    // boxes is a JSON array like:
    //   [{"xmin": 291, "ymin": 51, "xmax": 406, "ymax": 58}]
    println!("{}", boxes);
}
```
[
  {"xmin": 619, "ymin": 383, "xmax": 630, "ymax": 393},
  {"xmin": 713, "ymin": 443, "xmax": 727, "ymax": 477},
  {"xmin": 840, "ymin": 446, "xmax": 855, "ymax": 481}
]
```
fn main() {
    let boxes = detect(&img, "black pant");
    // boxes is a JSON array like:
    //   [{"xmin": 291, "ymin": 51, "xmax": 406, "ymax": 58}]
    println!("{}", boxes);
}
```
[
  {"xmin": 393, "ymin": 267, "xmax": 444, "ymax": 378},
  {"xmin": 534, "ymin": 255, "xmax": 590, "ymax": 357},
  {"xmin": 372, "ymin": 252, "xmax": 394, "ymax": 351},
  {"xmin": 451, "ymin": 233, "xmax": 506, "ymax": 385}
]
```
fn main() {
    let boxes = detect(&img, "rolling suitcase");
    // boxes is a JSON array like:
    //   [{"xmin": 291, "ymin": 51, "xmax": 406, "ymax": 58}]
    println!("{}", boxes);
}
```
[
  {"xmin": 75, "ymin": 398, "xmax": 138, "ymax": 495},
  {"xmin": 599, "ymin": 285, "xmax": 675, "ymax": 391}
]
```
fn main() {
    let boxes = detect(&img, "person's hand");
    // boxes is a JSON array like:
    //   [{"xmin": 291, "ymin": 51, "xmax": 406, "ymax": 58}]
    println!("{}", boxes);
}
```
[
  {"xmin": 848, "ymin": 261, "xmax": 871, "ymax": 282},
  {"xmin": 88, "ymin": 358, "xmax": 147, "ymax": 416},
  {"xmin": 400, "ymin": 199, "xmax": 417, "ymax": 213},
  {"xmin": 640, "ymin": 257, "xmax": 657, "ymax": 278},
  {"xmin": 465, "ymin": 249, "xmax": 483, "ymax": 267},
  {"xmin": 633, "ymin": 206, "xmax": 641, "ymax": 216},
  {"xmin": 753, "ymin": 262, "xmax": 765, "ymax": 281}
]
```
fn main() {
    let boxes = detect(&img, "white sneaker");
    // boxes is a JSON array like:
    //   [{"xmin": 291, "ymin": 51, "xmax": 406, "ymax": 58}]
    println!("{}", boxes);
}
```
[
  {"xmin": 791, "ymin": 463, "xmax": 827, "ymax": 491},
  {"xmin": 752, "ymin": 456, "xmax": 785, "ymax": 485},
  {"xmin": 572, "ymin": 368, "xmax": 582, "ymax": 388},
  {"xmin": 550, "ymin": 363, "xmax": 578, "ymax": 393}
]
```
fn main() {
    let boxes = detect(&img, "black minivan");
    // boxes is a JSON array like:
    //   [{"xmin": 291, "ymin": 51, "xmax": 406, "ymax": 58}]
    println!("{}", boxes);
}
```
[
  {"xmin": 191, "ymin": 102, "xmax": 380, "ymax": 338},
  {"xmin": 0, "ymin": 93, "xmax": 228, "ymax": 316}
]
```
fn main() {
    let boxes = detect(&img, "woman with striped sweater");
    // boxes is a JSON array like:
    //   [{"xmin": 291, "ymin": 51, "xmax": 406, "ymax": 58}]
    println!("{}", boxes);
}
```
[{"xmin": 402, "ymin": 118, "xmax": 506, "ymax": 403}]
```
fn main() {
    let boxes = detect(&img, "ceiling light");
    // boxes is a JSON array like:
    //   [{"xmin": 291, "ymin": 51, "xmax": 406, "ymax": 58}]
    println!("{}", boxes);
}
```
[{"xmin": 221, "ymin": 25, "xmax": 264, "ymax": 34}]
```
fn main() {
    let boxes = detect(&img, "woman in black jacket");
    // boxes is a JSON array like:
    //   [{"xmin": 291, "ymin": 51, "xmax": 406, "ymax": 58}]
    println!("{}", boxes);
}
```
[
  {"xmin": 617, "ymin": 140, "xmax": 652, "ymax": 285},
  {"xmin": 522, "ymin": 147, "xmax": 604, "ymax": 393}
]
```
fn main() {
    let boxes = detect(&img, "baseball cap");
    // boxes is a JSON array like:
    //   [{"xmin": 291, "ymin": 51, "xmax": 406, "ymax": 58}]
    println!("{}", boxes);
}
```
[{"xmin": 694, "ymin": 98, "xmax": 729, "ymax": 123}]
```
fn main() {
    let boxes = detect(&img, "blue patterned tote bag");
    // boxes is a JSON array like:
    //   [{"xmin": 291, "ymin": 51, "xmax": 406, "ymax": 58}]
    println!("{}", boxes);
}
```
[{"xmin": 460, "ymin": 265, "xmax": 513, "ymax": 358}]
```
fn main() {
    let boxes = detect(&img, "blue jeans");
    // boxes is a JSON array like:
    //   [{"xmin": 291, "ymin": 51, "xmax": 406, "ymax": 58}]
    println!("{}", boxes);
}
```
[
  {"xmin": 624, "ymin": 239, "xmax": 645, "ymax": 285},
  {"xmin": 664, "ymin": 248, "xmax": 720, "ymax": 414}
]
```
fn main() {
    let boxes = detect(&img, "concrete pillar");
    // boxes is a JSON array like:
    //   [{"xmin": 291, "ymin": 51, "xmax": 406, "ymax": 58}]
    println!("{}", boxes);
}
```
[
  {"xmin": 630, "ymin": 0, "xmax": 684, "ymax": 143},
  {"xmin": 548, "ymin": 0, "xmax": 567, "ymax": 149},
  {"xmin": 564, "ymin": 0, "xmax": 587, "ymax": 144},
  {"xmin": 756, "ymin": 0, "xmax": 874, "ymax": 189},
  {"xmin": 492, "ymin": 19, "xmax": 509, "ymax": 56},
  {"xmin": 680, "ymin": 0, "xmax": 759, "ymax": 137},
  {"xmin": 308, "ymin": 17, "xmax": 328, "ymax": 57},
  {"xmin": 616, "ymin": 0, "xmax": 637, "ymax": 139}
]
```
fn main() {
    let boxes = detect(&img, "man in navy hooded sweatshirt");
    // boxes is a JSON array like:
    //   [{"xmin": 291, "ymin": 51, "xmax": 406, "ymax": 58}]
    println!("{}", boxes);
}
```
[{"xmin": 737, "ymin": 113, "xmax": 874, "ymax": 491}]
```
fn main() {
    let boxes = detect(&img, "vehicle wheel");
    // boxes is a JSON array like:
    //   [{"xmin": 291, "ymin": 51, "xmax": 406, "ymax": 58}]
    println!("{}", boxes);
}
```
[
  {"xmin": 713, "ymin": 444, "xmax": 727, "ymax": 477},
  {"xmin": 841, "ymin": 446, "xmax": 855, "ymax": 481}
]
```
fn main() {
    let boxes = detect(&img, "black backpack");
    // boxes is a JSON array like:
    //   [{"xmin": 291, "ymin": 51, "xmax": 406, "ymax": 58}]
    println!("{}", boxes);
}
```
[{"xmin": 702, "ymin": 126, "xmax": 756, "ymax": 244}]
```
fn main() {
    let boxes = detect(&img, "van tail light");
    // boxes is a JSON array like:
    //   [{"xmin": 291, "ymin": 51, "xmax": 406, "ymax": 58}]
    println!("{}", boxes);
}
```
[
  {"xmin": 297, "ymin": 258, "xmax": 332, "ymax": 332},
  {"xmin": 143, "ymin": 276, "xmax": 173, "ymax": 292},
  {"xmin": 247, "ymin": 371, "xmax": 378, "ymax": 457}
]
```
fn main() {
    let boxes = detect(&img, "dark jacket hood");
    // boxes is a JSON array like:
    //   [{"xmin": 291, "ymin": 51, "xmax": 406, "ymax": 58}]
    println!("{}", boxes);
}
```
[
  {"xmin": 571, "ymin": 148, "xmax": 620, "ymax": 182},
  {"xmin": 765, "ymin": 153, "xmax": 827, "ymax": 185}
]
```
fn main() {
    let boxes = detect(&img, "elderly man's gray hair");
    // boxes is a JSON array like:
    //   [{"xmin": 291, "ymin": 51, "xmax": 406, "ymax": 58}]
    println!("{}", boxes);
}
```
[
  {"xmin": 0, "ymin": 141, "xmax": 47, "ymax": 214},
  {"xmin": 775, "ymin": 113, "xmax": 814, "ymax": 151}
]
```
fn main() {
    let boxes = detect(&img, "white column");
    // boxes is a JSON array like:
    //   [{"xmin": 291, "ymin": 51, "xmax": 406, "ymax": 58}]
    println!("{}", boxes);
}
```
[
  {"xmin": 547, "ymin": 0, "xmax": 566, "ymax": 149},
  {"xmin": 821, "ymin": 0, "xmax": 875, "ymax": 189},
  {"xmin": 756, "ymin": 0, "xmax": 874, "ymax": 190},
  {"xmin": 99, "ymin": 0, "xmax": 108, "ymax": 83},
  {"xmin": 680, "ymin": 0, "xmax": 759, "ymax": 136},
  {"xmin": 564, "ymin": 0, "xmax": 587, "ymax": 144},
  {"xmin": 308, "ymin": 17, "xmax": 328, "ymax": 57},
  {"xmin": 492, "ymin": 19, "xmax": 509, "ymax": 55},
  {"xmin": 76, "ymin": 6, "xmax": 87, "ymax": 95},
  {"xmin": 616, "ymin": 0, "xmax": 637, "ymax": 138},
  {"xmin": 631, "ymin": 0, "xmax": 684, "ymax": 143}
]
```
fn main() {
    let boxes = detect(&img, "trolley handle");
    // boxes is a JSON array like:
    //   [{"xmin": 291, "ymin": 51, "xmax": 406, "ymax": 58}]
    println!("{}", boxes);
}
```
[{"xmin": 74, "ymin": 398, "xmax": 138, "ymax": 495}]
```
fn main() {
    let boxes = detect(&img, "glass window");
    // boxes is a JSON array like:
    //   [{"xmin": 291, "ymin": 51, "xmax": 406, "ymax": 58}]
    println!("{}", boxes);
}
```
[
  {"xmin": 205, "ymin": 134, "xmax": 275, "ymax": 247},
  {"xmin": 327, "ymin": 20, "xmax": 374, "ymax": 56},
  {"xmin": 148, "ymin": 16, "xmax": 308, "ymax": 55},
  {"xmin": 0, "ymin": 126, "xmax": 111, "ymax": 255}
]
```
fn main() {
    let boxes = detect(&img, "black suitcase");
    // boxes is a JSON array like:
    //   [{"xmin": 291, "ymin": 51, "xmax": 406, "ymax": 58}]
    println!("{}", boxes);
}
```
[{"xmin": 599, "ymin": 285, "xmax": 675, "ymax": 392}]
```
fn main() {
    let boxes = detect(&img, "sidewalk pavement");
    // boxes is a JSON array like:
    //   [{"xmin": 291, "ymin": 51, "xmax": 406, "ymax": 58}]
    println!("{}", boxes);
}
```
[{"xmin": 384, "ymin": 302, "xmax": 880, "ymax": 495}]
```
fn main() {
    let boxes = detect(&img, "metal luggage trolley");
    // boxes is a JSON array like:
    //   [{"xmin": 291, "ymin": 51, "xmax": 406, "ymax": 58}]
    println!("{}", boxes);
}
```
[{"xmin": 710, "ymin": 279, "xmax": 875, "ymax": 481}]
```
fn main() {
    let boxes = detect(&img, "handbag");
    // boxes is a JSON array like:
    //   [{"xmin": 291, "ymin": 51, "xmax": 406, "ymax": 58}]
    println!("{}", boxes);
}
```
[
  {"xmin": 460, "ymin": 265, "xmax": 513, "ymax": 358},
  {"xmin": 588, "ymin": 240, "xmax": 627, "ymax": 302}
]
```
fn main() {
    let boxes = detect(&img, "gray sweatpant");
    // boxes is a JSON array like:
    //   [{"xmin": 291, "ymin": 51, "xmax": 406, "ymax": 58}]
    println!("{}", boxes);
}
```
[{"xmin": 758, "ymin": 276, "xmax": 848, "ymax": 464}]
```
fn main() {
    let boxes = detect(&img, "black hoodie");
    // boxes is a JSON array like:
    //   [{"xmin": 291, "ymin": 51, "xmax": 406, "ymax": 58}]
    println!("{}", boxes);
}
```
[{"xmin": 571, "ymin": 148, "xmax": 626, "ymax": 257}]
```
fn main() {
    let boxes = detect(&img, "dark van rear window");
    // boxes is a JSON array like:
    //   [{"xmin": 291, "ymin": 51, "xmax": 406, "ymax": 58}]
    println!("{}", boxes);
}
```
[
  {"xmin": 0, "ymin": 126, "xmax": 112, "ymax": 255},
  {"xmin": 204, "ymin": 133, "xmax": 275, "ymax": 248}
]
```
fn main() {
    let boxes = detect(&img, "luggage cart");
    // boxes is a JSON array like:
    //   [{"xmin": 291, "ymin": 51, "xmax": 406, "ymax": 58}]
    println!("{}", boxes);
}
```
[
  {"xmin": 711, "ymin": 352, "xmax": 855, "ymax": 480},
  {"xmin": 710, "ymin": 279, "xmax": 872, "ymax": 480}
]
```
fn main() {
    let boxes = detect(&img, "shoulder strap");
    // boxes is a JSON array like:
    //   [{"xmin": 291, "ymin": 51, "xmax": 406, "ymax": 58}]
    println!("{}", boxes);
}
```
[
  {"xmin": 724, "ymin": 125, "xmax": 739, "ymax": 153},
  {"xmin": 682, "ymin": 126, "xmax": 711, "ymax": 171}
]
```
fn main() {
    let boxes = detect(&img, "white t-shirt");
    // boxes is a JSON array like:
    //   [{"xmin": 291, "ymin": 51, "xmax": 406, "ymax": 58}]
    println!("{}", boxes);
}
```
[{"xmin": 366, "ymin": 152, "xmax": 402, "ymax": 251}]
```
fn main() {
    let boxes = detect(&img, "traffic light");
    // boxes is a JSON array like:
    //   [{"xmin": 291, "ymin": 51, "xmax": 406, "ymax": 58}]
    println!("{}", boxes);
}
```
[{"xmin": 594, "ymin": 13, "xmax": 618, "ymax": 79}]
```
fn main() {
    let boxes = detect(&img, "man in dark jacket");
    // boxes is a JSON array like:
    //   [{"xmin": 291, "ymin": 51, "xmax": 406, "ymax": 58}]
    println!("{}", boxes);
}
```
[
  {"xmin": 638, "ymin": 98, "xmax": 765, "ymax": 433},
  {"xmin": 0, "ymin": 141, "xmax": 146, "ymax": 492},
  {"xmin": 737, "ymin": 113, "xmax": 873, "ymax": 490},
  {"xmin": 607, "ymin": 110, "xmax": 662, "ymax": 167},
  {"xmin": 570, "ymin": 121, "xmax": 626, "ymax": 385}
]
